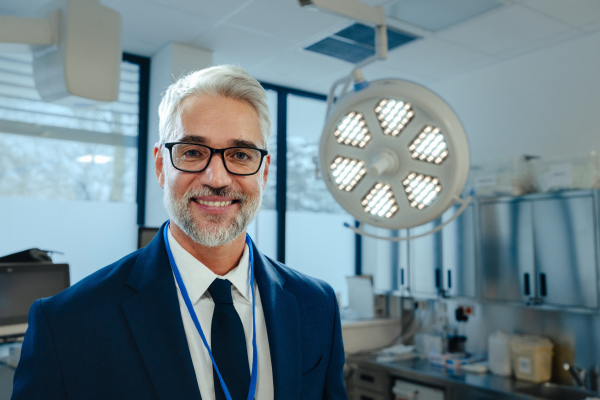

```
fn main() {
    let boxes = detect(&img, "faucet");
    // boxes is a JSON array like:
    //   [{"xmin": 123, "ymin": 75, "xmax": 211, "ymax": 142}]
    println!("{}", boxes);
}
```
[{"xmin": 563, "ymin": 362, "xmax": 588, "ymax": 390}]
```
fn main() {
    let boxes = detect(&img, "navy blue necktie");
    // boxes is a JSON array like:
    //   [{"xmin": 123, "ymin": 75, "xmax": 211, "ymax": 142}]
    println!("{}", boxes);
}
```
[{"xmin": 208, "ymin": 279, "xmax": 250, "ymax": 400}]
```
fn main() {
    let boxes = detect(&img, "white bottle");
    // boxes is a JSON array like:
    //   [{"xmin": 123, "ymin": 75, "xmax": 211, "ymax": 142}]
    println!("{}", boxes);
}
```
[{"xmin": 488, "ymin": 330, "xmax": 512, "ymax": 376}]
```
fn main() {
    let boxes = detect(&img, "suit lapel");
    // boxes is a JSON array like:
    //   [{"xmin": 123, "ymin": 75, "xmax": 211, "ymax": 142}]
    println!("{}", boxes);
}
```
[
  {"xmin": 253, "ymin": 246, "xmax": 302, "ymax": 400},
  {"xmin": 121, "ymin": 224, "xmax": 202, "ymax": 400}
]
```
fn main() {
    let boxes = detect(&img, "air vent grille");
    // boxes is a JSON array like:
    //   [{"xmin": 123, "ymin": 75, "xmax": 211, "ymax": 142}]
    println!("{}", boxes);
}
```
[{"xmin": 305, "ymin": 23, "xmax": 418, "ymax": 64}]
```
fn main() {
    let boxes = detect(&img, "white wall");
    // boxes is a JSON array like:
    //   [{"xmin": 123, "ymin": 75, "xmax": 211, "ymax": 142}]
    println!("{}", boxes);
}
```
[
  {"xmin": 429, "ymin": 31, "xmax": 600, "ymax": 164},
  {"xmin": 1, "ymin": 198, "xmax": 137, "ymax": 284}
]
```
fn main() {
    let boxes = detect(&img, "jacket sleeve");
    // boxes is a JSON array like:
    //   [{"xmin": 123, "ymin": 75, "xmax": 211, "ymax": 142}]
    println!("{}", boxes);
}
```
[
  {"xmin": 11, "ymin": 299, "xmax": 67, "ymax": 400},
  {"xmin": 323, "ymin": 288, "xmax": 348, "ymax": 400}
]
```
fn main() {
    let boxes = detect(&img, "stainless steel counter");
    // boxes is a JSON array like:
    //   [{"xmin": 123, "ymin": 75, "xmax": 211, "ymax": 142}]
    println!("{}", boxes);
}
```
[{"xmin": 348, "ymin": 356, "xmax": 598, "ymax": 400}]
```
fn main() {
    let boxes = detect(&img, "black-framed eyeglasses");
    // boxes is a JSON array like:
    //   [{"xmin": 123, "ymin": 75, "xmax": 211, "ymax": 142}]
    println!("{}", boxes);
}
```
[{"xmin": 162, "ymin": 142, "xmax": 269, "ymax": 176}]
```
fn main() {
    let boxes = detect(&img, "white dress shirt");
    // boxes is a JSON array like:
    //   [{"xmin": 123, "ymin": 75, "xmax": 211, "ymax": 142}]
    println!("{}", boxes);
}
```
[{"xmin": 168, "ymin": 228, "xmax": 274, "ymax": 400}]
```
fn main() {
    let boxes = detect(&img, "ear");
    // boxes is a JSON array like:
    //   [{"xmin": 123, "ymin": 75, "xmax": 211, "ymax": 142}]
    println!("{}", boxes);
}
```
[
  {"xmin": 154, "ymin": 144, "xmax": 165, "ymax": 189},
  {"xmin": 261, "ymin": 154, "xmax": 270, "ymax": 189}
]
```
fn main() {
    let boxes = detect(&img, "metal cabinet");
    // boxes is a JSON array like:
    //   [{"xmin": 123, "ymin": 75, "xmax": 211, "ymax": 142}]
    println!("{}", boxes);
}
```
[
  {"xmin": 441, "ymin": 203, "xmax": 477, "ymax": 298},
  {"xmin": 479, "ymin": 198, "xmax": 534, "ymax": 303},
  {"xmin": 409, "ymin": 203, "xmax": 477, "ymax": 299},
  {"xmin": 409, "ymin": 219, "xmax": 441, "ymax": 298},
  {"xmin": 479, "ymin": 191, "xmax": 599, "ymax": 310},
  {"xmin": 532, "ymin": 195, "xmax": 598, "ymax": 308}
]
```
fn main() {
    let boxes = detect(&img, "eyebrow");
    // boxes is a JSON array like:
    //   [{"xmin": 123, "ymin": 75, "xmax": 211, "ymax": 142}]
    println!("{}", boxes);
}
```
[{"xmin": 177, "ymin": 135, "xmax": 262, "ymax": 149}]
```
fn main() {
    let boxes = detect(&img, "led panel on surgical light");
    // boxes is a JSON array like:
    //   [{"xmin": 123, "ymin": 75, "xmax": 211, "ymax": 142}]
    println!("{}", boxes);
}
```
[
  {"xmin": 330, "ymin": 156, "xmax": 367, "ymax": 192},
  {"xmin": 375, "ymin": 98, "xmax": 414, "ymax": 136},
  {"xmin": 362, "ymin": 182, "xmax": 398, "ymax": 219},
  {"xmin": 334, "ymin": 111, "xmax": 371, "ymax": 147},
  {"xmin": 403, "ymin": 172, "xmax": 442, "ymax": 209},
  {"xmin": 409, "ymin": 126, "xmax": 449, "ymax": 164}
]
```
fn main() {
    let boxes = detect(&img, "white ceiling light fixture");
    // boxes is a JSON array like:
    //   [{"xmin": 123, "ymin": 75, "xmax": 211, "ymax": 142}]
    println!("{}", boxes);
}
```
[
  {"xmin": 0, "ymin": 0, "xmax": 121, "ymax": 106},
  {"xmin": 299, "ymin": 0, "xmax": 472, "ymax": 241}
]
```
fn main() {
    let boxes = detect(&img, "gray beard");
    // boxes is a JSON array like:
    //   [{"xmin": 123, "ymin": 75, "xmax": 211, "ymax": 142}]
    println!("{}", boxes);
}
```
[{"xmin": 163, "ymin": 183, "xmax": 262, "ymax": 247}]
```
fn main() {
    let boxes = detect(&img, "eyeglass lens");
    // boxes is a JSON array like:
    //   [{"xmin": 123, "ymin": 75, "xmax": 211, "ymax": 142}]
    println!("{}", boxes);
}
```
[{"xmin": 170, "ymin": 143, "xmax": 263, "ymax": 174}]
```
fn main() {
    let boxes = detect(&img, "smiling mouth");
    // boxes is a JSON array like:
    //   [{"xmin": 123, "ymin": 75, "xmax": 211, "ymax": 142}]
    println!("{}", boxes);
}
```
[{"xmin": 193, "ymin": 199, "xmax": 236, "ymax": 207}]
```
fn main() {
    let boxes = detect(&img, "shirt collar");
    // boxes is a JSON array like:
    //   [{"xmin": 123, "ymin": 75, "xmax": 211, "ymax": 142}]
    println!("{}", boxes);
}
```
[{"xmin": 167, "ymin": 227, "xmax": 251, "ymax": 304}]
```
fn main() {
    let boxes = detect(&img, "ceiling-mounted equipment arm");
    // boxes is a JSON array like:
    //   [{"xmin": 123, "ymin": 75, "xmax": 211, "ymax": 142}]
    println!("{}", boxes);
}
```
[
  {"xmin": 0, "ymin": 0, "xmax": 121, "ymax": 105},
  {"xmin": 298, "ymin": 0, "xmax": 385, "ymax": 26}
]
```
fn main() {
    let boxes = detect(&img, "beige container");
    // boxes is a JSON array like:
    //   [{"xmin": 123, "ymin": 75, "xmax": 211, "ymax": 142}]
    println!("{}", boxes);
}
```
[{"xmin": 510, "ymin": 335, "xmax": 553, "ymax": 383}]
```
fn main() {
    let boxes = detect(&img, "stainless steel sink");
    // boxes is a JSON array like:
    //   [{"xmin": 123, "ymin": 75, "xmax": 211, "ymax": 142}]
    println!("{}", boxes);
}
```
[{"xmin": 516, "ymin": 382, "xmax": 598, "ymax": 400}]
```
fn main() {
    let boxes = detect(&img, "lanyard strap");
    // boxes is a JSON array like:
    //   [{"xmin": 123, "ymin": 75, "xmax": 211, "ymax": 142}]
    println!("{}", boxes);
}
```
[{"xmin": 164, "ymin": 221, "xmax": 258, "ymax": 400}]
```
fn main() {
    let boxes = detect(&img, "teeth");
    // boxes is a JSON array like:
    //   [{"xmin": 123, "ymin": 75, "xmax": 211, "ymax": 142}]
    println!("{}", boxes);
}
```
[{"xmin": 196, "ymin": 200, "xmax": 233, "ymax": 207}]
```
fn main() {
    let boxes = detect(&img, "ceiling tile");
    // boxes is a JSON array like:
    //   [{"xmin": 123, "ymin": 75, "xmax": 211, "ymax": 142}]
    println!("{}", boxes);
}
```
[
  {"xmin": 247, "ymin": 48, "xmax": 350, "ymax": 93},
  {"xmin": 197, "ymin": 23, "xmax": 296, "ymax": 71},
  {"xmin": 0, "ymin": 0, "xmax": 51, "ymax": 16},
  {"xmin": 383, "ymin": 37, "xmax": 496, "ymax": 79},
  {"xmin": 110, "ymin": 0, "xmax": 213, "ymax": 56},
  {"xmin": 441, "ymin": 4, "xmax": 580, "ymax": 57},
  {"xmin": 226, "ymin": 0, "xmax": 348, "ymax": 44},
  {"xmin": 385, "ymin": 0, "xmax": 503, "ymax": 32},
  {"xmin": 523, "ymin": 0, "xmax": 600, "ymax": 31},
  {"xmin": 142, "ymin": 0, "xmax": 249, "ymax": 20}
]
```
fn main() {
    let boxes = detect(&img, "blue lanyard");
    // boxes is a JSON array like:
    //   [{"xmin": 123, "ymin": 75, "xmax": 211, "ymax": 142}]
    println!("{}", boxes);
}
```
[{"xmin": 163, "ymin": 221, "xmax": 258, "ymax": 400}]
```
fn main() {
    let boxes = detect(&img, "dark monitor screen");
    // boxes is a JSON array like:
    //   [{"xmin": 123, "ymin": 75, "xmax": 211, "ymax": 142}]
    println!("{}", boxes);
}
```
[
  {"xmin": 0, "ymin": 263, "xmax": 69, "ymax": 337},
  {"xmin": 138, "ymin": 227, "xmax": 159, "ymax": 249}
]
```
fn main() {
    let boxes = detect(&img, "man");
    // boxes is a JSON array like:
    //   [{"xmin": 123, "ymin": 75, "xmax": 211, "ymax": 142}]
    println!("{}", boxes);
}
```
[{"xmin": 12, "ymin": 65, "xmax": 347, "ymax": 400}]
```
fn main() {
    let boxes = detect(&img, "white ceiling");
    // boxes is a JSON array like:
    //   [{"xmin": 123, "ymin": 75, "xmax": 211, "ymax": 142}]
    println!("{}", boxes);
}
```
[{"xmin": 1, "ymin": 0, "xmax": 599, "ymax": 94}]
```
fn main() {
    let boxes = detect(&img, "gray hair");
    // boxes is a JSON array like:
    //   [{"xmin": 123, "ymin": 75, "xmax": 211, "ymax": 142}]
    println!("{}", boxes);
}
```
[{"xmin": 158, "ymin": 65, "xmax": 272, "ymax": 149}]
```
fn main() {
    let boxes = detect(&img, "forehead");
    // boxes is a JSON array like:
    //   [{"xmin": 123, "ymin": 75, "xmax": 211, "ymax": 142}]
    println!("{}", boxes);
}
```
[{"xmin": 177, "ymin": 94, "xmax": 262, "ymax": 147}]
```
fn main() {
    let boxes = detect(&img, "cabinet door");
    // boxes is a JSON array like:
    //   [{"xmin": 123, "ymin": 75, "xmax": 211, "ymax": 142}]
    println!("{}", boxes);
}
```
[
  {"xmin": 409, "ymin": 219, "xmax": 442, "ymax": 298},
  {"xmin": 362, "ymin": 225, "xmax": 397, "ymax": 293},
  {"xmin": 532, "ymin": 195, "xmax": 598, "ymax": 308},
  {"xmin": 479, "ymin": 200, "xmax": 535, "ymax": 302},
  {"xmin": 441, "ymin": 203, "xmax": 476, "ymax": 298},
  {"xmin": 393, "ymin": 229, "xmax": 411, "ymax": 295}
]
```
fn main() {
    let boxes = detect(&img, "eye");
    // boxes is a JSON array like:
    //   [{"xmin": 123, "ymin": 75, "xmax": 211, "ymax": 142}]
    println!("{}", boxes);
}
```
[
  {"xmin": 233, "ymin": 151, "xmax": 249, "ymax": 160},
  {"xmin": 184, "ymin": 149, "xmax": 200, "ymax": 157}
]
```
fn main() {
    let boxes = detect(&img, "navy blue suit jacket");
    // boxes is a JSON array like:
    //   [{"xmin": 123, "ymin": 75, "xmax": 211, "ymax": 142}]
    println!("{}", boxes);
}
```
[{"xmin": 12, "ymin": 224, "xmax": 347, "ymax": 399}]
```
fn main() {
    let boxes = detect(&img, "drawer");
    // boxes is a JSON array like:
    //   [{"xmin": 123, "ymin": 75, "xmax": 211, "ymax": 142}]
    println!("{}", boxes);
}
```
[
  {"xmin": 353, "ymin": 367, "xmax": 387, "ymax": 393},
  {"xmin": 353, "ymin": 388, "xmax": 386, "ymax": 400}
]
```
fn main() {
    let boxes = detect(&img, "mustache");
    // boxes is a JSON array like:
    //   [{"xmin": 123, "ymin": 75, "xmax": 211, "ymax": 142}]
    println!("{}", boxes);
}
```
[{"xmin": 185, "ymin": 186, "xmax": 248, "ymax": 202}]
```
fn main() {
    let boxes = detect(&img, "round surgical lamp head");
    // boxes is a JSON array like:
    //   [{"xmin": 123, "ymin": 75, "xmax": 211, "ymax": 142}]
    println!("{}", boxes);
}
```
[{"xmin": 320, "ymin": 79, "xmax": 469, "ymax": 230}]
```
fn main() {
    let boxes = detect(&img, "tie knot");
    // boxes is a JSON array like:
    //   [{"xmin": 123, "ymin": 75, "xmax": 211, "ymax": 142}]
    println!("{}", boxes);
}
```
[{"xmin": 208, "ymin": 279, "xmax": 233, "ymax": 304}]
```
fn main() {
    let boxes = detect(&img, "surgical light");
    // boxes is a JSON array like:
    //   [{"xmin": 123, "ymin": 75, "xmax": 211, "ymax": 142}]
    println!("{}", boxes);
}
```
[
  {"xmin": 300, "ymin": 0, "xmax": 471, "ymax": 239},
  {"xmin": 320, "ymin": 78, "xmax": 470, "ymax": 234}
]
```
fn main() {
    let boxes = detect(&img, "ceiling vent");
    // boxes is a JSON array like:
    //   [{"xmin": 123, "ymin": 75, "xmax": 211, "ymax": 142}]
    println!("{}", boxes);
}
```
[{"xmin": 304, "ymin": 23, "xmax": 419, "ymax": 64}]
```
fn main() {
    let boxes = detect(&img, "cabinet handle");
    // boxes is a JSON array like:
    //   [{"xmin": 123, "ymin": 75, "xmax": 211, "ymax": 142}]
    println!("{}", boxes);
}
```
[
  {"xmin": 435, "ymin": 268, "xmax": 441, "ymax": 288},
  {"xmin": 401, "ymin": 268, "xmax": 405, "ymax": 285},
  {"xmin": 524, "ymin": 273, "xmax": 530, "ymax": 296},
  {"xmin": 447, "ymin": 270, "xmax": 452, "ymax": 289},
  {"xmin": 540, "ymin": 273, "xmax": 547, "ymax": 297},
  {"xmin": 359, "ymin": 374, "xmax": 375, "ymax": 383},
  {"xmin": 360, "ymin": 396, "xmax": 375, "ymax": 400}
]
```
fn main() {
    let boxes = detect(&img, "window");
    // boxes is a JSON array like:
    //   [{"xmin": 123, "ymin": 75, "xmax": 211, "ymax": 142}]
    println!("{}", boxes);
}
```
[
  {"xmin": 0, "ymin": 53, "xmax": 140, "ymax": 203},
  {"xmin": 0, "ymin": 52, "xmax": 148, "ymax": 285},
  {"xmin": 284, "ymin": 93, "xmax": 355, "ymax": 306}
]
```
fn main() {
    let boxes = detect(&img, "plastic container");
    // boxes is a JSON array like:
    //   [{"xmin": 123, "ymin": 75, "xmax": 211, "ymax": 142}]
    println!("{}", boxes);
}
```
[
  {"xmin": 510, "ymin": 335, "xmax": 553, "ymax": 383},
  {"xmin": 530, "ymin": 151, "xmax": 600, "ymax": 192},
  {"xmin": 463, "ymin": 155, "xmax": 537, "ymax": 197},
  {"xmin": 488, "ymin": 330, "xmax": 512, "ymax": 377}
]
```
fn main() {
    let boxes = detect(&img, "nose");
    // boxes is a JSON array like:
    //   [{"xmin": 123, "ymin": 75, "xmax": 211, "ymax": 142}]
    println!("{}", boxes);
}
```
[{"xmin": 201, "ymin": 153, "xmax": 233, "ymax": 188}]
